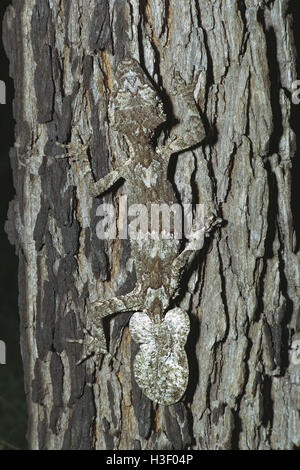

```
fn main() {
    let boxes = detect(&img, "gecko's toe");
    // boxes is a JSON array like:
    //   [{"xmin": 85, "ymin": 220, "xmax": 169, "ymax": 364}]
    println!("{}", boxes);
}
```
[
  {"xmin": 204, "ymin": 213, "xmax": 223, "ymax": 235},
  {"xmin": 67, "ymin": 327, "xmax": 107, "ymax": 365}
]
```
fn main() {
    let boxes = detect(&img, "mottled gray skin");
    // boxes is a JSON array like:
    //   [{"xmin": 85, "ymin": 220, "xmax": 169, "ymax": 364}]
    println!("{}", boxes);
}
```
[{"xmin": 63, "ymin": 58, "xmax": 218, "ymax": 405}]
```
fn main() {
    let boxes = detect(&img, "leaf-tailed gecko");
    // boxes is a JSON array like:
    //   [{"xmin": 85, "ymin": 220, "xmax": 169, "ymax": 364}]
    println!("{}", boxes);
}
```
[{"xmin": 61, "ymin": 58, "xmax": 220, "ymax": 405}]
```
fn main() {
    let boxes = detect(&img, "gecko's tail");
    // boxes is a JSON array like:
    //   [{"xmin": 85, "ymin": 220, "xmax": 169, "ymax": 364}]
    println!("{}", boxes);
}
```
[{"xmin": 129, "ymin": 309, "xmax": 190, "ymax": 405}]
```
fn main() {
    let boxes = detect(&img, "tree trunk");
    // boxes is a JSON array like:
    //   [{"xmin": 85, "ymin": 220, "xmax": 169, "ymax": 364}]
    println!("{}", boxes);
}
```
[{"xmin": 3, "ymin": 0, "xmax": 300, "ymax": 450}]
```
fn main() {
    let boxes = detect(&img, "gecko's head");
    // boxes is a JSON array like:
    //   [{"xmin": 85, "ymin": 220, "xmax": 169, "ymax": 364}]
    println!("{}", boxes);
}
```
[{"xmin": 108, "ymin": 58, "xmax": 166, "ymax": 138}]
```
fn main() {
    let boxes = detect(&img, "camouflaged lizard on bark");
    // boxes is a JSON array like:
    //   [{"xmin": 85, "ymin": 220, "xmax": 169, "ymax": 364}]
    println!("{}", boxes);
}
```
[{"xmin": 61, "ymin": 58, "xmax": 220, "ymax": 405}]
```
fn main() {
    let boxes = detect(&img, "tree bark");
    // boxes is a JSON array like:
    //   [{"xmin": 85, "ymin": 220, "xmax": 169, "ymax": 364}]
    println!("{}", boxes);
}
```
[{"xmin": 3, "ymin": 0, "xmax": 300, "ymax": 450}]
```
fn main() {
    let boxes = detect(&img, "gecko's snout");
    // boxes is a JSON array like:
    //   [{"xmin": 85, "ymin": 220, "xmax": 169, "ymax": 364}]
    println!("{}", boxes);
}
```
[{"xmin": 108, "ymin": 58, "xmax": 166, "ymax": 134}]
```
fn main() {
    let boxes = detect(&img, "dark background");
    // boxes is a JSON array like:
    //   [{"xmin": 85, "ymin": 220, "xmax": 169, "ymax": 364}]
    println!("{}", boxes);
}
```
[
  {"xmin": 0, "ymin": 0, "xmax": 27, "ymax": 450},
  {"xmin": 0, "ymin": 0, "xmax": 299, "ymax": 451}
]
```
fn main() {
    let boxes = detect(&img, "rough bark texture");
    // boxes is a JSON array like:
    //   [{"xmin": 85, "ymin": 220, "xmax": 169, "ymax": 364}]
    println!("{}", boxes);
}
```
[{"xmin": 3, "ymin": 0, "xmax": 300, "ymax": 450}]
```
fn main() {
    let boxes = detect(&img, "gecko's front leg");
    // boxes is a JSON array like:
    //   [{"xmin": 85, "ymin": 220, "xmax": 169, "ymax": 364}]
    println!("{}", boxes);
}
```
[
  {"xmin": 157, "ymin": 72, "xmax": 206, "ymax": 156},
  {"xmin": 56, "ymin": 131, "xmax": 129, "ymax": 197}
]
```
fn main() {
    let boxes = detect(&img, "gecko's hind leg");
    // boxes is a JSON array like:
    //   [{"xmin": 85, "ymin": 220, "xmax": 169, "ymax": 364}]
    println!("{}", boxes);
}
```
[
  {"xmin": 71, "ymin": 284, "xmax": 144, "ymax": 364},
  {"xmin": 170, "ymin": 213, "xmax": 222, "ymax": 297},
  {"xmin": 89, "ymin": 283, "xmax": 143, "ymax": 321}
]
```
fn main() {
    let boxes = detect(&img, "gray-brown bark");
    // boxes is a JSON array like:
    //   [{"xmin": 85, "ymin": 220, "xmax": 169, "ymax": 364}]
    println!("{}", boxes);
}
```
[{"xmin": 3, "ymin": 0, "xmax": 300, "ymax": 450}]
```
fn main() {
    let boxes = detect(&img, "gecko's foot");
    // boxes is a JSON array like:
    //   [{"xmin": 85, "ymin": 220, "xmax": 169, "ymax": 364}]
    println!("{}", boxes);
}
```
[
  {"xmin": 170, "ymin": 71, "xmax": 193, "ymax": 96},
  {"xmin": 56, "ymin": 141, "xmax": 89, "ymax": 163},
  {"xmin": 204, "ymin": 212, "xmax": 223, "ymax": 235},
  {"xmin": 55, "ymin": 129, "xmax": 91, "ymax": 165},
  {"xmin": 67, "ymin": 327, "xmax": 107, "ymax": 365},
  {"xmin": 184, "ymin": 212, "xmax": 222, "ymax": 251}
]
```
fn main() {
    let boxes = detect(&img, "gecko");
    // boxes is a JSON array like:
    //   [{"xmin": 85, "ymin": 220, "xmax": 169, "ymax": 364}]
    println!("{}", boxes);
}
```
[{"xmin": 61, "ymin": 58, "xmax": 220, "ymax": 405}]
